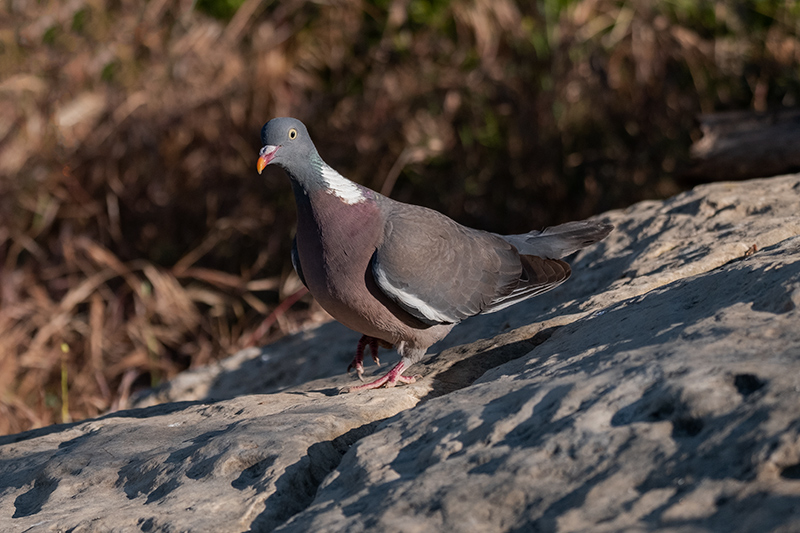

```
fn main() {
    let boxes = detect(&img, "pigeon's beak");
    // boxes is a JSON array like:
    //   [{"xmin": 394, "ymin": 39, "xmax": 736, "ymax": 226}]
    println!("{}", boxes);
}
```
[{"xmin": 256, "ymin": 145, "xmax": 279, "ymax": 174}]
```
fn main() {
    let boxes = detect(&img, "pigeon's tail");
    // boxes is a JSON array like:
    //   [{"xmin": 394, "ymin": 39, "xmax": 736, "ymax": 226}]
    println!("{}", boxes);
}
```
[{"xmin": 501, "ymin": 220, "xmax": 614, "ymax": 259}]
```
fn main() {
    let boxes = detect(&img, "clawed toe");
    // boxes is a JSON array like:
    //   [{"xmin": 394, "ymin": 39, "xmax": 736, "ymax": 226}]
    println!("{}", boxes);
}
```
[
  {"xmin": 367, "ymin": 337, "xmax": 384, "ymax": 365},
  {"xmin": 347, "ymin": 335, "xmax": 386, "ymax": 379},
  {"xmin": 342, "ymin": 361, "xmax": 418, "ymax": 392},
  {"xmin": 346, "ymin": 361, "xmax": 365, "ymax": 380},
  {"xmin": 343, "ymin": 336, "xmax": 413, "ymax": 392}
]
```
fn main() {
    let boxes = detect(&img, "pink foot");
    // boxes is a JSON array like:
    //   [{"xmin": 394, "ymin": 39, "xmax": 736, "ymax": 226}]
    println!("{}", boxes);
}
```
[
  {"xmin": 347, "ymin": 335, "xmax": 385, "ymax": 381},
  {"xmin": 343, "ymin": 360, "xmax": 419, "ymax": 393}
]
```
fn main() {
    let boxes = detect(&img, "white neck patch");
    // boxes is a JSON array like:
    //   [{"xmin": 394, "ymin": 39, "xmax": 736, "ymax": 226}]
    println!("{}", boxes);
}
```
[{"xmin": 320, "ymin": 164, "xmax": 366, "ymax": 205}]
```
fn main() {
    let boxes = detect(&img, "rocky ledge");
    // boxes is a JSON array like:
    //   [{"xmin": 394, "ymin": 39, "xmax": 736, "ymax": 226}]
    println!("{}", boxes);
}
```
[{"xmin": 2, "ymin": 174, "xmax": 800, "ymax": 532}]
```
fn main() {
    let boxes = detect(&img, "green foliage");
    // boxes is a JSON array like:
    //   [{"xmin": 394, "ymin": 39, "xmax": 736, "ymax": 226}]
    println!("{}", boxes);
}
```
[
  {"xmin": 408, "ymin": 0, "xmax": 455, "ymax": 30},
  {"xmin": 101, "ymin": 61, "xmax": 118, "ymax": 82},
  {"xmin": 42, "ymin": 25, "xmax": 59, "ymax": 45},
  {"xmin": 72, "ymin": 8, "xmax": 89, "ymax": 33},
  {"xmin": 520, "ymin": 15, "xmax": 549, "ymax": 58},
  {"xmin": 196, "ymin": 0, "xmax": 247, "ymax": 20},
  {"xmin": 663, "ymin": 0, "xmax": 717, "ymax": 34}
]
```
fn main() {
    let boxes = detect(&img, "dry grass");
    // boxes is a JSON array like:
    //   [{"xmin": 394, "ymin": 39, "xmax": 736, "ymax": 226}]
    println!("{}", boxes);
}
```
[{"xmin": 1, "ymin": 0, "xmax": 797, "ymax": 435}]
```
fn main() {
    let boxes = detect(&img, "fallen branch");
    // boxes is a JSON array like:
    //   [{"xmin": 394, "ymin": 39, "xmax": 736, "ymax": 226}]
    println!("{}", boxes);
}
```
[{"xmin": 686, "ymin": 109, "xmax": 800, "ymax": 181}]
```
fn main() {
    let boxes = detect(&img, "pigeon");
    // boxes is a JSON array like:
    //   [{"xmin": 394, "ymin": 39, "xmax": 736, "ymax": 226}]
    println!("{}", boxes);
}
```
[{"xmin": 257, "ymin": 117, "xmax": 612, "ymax": 392}]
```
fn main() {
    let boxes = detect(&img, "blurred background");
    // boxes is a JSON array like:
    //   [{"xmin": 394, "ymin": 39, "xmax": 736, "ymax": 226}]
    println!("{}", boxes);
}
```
[{"xmin": 1, "ymin": 0, "xmax": 798, "ymax": 435}]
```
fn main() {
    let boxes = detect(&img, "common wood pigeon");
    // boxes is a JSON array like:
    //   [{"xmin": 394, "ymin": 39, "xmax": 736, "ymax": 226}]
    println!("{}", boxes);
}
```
[{"xmin": 257, "ymin": 117, "xmax": 613, "ymax": 392}]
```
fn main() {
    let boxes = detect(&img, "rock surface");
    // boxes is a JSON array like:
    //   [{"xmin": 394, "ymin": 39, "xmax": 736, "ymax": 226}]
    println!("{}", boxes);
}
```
[{"xmin": 2, "ymin": 175, "xmax": 800, "ymax": 532}]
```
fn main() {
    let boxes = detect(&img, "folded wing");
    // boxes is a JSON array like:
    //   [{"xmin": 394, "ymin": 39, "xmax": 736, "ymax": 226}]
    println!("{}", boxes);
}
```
[{"xmin": 371, "ymin": 203, "xmax": 574, "ymax": 325}]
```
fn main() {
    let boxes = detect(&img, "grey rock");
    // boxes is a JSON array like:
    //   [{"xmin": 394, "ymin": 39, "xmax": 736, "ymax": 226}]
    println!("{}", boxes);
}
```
[{"xmin": 2, "ymin": 174, "xmax": 800, "ymax": 532}]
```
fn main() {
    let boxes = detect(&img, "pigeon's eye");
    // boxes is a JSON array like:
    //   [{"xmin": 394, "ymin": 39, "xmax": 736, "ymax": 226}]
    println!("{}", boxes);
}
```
[{"xmin": 288, "ymin": 128, "xmax": 298, "ymax": 140}]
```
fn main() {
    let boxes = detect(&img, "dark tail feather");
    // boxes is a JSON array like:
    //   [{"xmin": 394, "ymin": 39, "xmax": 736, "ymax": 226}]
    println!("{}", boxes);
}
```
[
  {"xmin": 482, "ymin": 256, "xmax": 571, "ymax": 314},
  {"xmin": 501, "ymin": 220, "xmax": 613, "ymax": 259}
]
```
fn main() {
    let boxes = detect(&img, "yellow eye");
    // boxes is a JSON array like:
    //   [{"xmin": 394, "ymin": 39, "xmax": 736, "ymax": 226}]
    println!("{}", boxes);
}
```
[{"xmin": 288, "ymin": 128, "xmax": 297, "ymax": 140}]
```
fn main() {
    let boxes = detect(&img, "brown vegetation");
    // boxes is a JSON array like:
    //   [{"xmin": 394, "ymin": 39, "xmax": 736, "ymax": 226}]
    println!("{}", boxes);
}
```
[{"xmin": 1, "ymin": 0, "xmax": 798, "ymax": 435}]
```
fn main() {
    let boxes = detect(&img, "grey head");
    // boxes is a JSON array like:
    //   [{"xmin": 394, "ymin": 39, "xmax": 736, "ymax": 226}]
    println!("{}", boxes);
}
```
[
  {"xmin": 257, "ymin": 117, "xmax": 371, "ymax": 205},
  {"xmin": 257, "ymin": 117, "xmax": 324, "ymax": 187}
]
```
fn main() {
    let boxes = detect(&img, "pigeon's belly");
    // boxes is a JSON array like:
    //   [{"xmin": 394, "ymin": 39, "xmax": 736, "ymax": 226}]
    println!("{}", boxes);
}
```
[
  {"xmin": 295, "ymin": 192, "xmax": 439, "ymax": 345},
  {"xmin": 302, "ymin": 247, "xmax": 415, "ymax": 342}
]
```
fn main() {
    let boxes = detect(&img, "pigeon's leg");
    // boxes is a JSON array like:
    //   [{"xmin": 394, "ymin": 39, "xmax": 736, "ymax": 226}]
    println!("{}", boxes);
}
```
[
  {"xmin": 344, "ymin": 359, "xmax": 417, "ymax": 392},
  {"xmin": 367, "ymin": 337, "xmax": 382, "ymax": 365},
  {"xmin": 347, "ymin": 335, "xmax": 385, "ymax": 381},
  {"xmin": 343, "ymin": 344, "xmax": 423, "ymax": 392},
  {"xmin": 346, "ymin": 335, "xmax": 370, "ymax": 380}
]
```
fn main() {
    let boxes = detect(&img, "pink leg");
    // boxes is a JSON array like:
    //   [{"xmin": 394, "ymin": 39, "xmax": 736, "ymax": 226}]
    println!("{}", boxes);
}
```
[
  {"xmin": 343, "ymin": 359, "xmax": 419, "ymax": 393},
  {"xmin": 367, "ymin": 337, "xmax": 381, "ymax": 365},
  {"xmin": 347, "ymin": 335, "xmax": 383, "ymax": 381}
]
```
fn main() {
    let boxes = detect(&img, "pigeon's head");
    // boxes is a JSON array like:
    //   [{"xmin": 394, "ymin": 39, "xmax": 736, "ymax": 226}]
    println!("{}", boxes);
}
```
[{"xmin": 257, "ymin": 117, "xmax": 316, "ymax": 174}]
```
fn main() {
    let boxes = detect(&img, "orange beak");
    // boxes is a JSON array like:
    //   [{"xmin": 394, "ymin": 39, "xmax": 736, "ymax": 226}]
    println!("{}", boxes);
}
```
[{"xmin": 256, "ymin": 145, "xmax": 278, "ymax": 174}]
